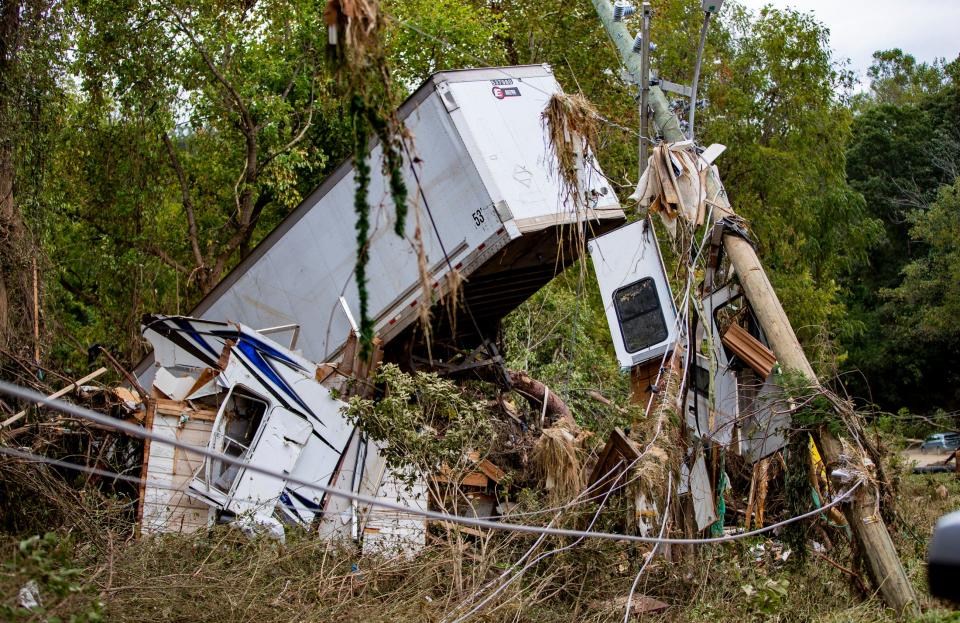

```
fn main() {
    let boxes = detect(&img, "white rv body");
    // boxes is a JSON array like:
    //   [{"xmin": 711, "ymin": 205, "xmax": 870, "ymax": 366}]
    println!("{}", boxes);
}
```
[{"xmin": 140, "ymin": 315, "xmax": 425, "ymax": 552}]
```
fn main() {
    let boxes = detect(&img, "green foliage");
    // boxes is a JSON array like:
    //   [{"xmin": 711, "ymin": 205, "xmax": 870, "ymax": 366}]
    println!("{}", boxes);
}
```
[
  {"xmin": 885, "ymin": 179, "xmax": 960, "ymax": 344},
  {"xmin": 37, "ymin": 0, "xmax": 340, "ymax": 363},
  {"xmin": 842, "ymin": 53, "xmax": 960, "ymax": 412},
  {"xmin": 384, "ymin": 0, "xmax": 507, "ymax": 86},
  {"xmin": 741, "ymin": 578, "xmax": 790, "ymax": 616},
  {"xmin": 875, "ymin": 179, "xmax": 960, "ymax": 409},
  {"xmin": 502, "ymin": 261, "xmax": 631, "ymax": 430},
  {"xmin": 1, "ymin": 533, "xmax": 103, "ymax": 622},
  {"xmin": 6, "ymin": 0, "xmax": 954, "ymax": 420},
  {"xmin": 776, "ymin": 369, "xmax": 843, "ymax": 436},
  {"xmin": 345, "ymin": 363, "xmax": 494, "ymax": 481},
  {"xmin": 782, "ymin": 431, "xmax": 811, "ymax": 562},
  {"xmin": 697, "ymin": 5, "xmax": 880, "ymax": 354},
  {"xmin": 861, "ymin": 49, "xmax": 953, "ymax": 108}
]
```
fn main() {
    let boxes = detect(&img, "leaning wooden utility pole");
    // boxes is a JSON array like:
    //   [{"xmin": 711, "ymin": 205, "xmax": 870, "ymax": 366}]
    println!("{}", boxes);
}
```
[{"xmin": 592, "ymin": 0, "xmax": 919, "ymax": 616}]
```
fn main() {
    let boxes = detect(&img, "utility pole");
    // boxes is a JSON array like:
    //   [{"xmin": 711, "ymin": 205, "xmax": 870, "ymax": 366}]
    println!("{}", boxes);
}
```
[
  {"xmin": 687, "ymin": 4, "xmax": 713, "ymax": 140},
  {"xmin": 638, "ymin": 2, "xmax": 651, "ymax": 175},
  {"xmin": 592, "ymin": 0, "xmax": 919, "ymax": 615}
]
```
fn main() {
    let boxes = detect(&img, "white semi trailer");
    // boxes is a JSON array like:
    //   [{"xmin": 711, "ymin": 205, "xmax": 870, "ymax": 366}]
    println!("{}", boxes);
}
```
[{"xmin": 136, "ymin": 64, "xmax": 625, "ymax": 384}]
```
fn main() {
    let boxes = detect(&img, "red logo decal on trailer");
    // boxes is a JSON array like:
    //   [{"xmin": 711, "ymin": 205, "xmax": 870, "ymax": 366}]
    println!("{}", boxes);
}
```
[{"xmin": 491, "ymin": 86, "xmax": 521, "ymax": 99}]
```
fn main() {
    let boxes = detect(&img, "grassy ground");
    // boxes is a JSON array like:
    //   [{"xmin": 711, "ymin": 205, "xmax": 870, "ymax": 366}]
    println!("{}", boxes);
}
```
[{"xmin": 2, "ymin": 466, "xmax": 959, "ymax": 622}]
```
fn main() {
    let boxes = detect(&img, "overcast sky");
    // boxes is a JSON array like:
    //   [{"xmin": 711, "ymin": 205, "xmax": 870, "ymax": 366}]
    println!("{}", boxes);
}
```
[{"xmin": 736, "ymin": 0, "xmax": 960, "ymax": 86}]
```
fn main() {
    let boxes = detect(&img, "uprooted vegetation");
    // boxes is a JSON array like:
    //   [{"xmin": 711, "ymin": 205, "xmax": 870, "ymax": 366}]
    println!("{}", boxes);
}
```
[{"xmin": 1, "ymin": 401, "xmax": 959, "ymax": 622}]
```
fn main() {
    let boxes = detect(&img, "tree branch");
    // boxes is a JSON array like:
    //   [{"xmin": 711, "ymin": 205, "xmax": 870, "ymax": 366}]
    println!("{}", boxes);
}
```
[
  {"xmin": 144, "ymin": 244, "xmax": 191, "ymax": 275},
  {"xmin": 161, "ymin": 131, "xmax": 204, "ymax": 269},
  {"xmin": 162, "ymin": 5, "xmax": 254, "ymax": 134}
]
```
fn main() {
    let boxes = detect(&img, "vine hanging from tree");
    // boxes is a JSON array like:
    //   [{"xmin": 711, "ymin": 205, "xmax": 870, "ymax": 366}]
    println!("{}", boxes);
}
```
[{"xmin": 326, "ymin": 0, "xmax": 409, "ymax": 357}]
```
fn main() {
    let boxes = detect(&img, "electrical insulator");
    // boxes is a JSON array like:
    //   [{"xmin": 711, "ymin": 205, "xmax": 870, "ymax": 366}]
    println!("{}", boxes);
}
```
[
  {"xmin": 632, "ymin": 34, "xmax": 655, "ymax": 54},
  {"xmin": 613, "ymin": 0, "xmax": 636, "ymax": 22}
]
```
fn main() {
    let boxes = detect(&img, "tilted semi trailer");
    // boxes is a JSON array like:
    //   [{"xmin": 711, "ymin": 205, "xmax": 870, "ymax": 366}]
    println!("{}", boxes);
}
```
[{"xmin": 136, "ymin": 64, "xmax": 625, "ymax": 385}]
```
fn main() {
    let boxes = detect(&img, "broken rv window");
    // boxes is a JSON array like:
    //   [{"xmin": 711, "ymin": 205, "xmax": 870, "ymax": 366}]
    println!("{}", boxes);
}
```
[
  {"xmin": 613, "ymin": 278, "xmax": 668, "ymax": 353},
  {"xmin": 208, "ymin": 387, "xmax": 268, "ymax": 494}
]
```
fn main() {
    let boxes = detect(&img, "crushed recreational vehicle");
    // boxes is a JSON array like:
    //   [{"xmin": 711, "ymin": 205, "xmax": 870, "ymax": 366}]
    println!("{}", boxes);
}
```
[{"xmin": 138, "ymin": 314, "xmax": 426, "ymax": 553}]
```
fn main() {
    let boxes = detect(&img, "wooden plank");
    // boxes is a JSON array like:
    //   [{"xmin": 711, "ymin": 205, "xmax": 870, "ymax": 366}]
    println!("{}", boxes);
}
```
[
  {"xmin": 154, "ymin": 398, "xmax": 218, "ymax": 422},
  {"xmin": 465, "ymin": 451, "xmax": 506, "ymax": 483},
  {"xmin": 434, "ymin": 468, "xmax": 489, "ymax": 488},
  {"xmin": 135, "ymin": 399, "xmax": 156, "ymax": 532},
  {"xmin": 1, "ymin": 367, "xmax": 109, "ymax": 429},
  {"xmin": 587, "ymin": 428, "xmax": 639, "ymax": 497},
  {"xmin": 630, "ymin": 359, "xmax": 660, "ymax": 408},
  {"xmin": 434, "ymin": 520, "xmax": 485, "ymax": 538},
  {"xmin": 184, "ymin": 367, "xmax": 218, "ymax": 398},
  {"xmin": 476, "ymin": 459, "xmax": 506, "ymax": 483}
]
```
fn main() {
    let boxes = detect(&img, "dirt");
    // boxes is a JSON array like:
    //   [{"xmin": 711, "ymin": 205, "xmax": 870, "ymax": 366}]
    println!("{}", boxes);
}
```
[{"xmin": 902, "ymin": 448, "xmax": 955, "ymax": 468}]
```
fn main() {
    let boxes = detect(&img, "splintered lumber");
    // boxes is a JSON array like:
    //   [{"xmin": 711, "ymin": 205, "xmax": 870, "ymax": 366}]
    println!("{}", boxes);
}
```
[
  {"xmin": 588, "ymin": 428, "xmax": 641, "ymax": 497},
  {"xmin": 721, "ymin": 323, "xmax": 777, "ymax": 378},
  {"xmin": 0, "ymin": 367, "xmax": 108, "ymax": 429},
  {"xmin": 467, "ymin": 451, "xmax": 506, "ymax": 483},
  {"xmin": 434, "ymin": 520, "xmax": 485, "ymax": 538},
  {"xmin": 154, "ymin": 398, "xmax": 218, "ymax": 422},
  {"xmin": 434, "ymin": 466, "xmax": 489, "ymax": 488},
  {"xmin": 629, "ymin": 358, "xmax": 660, "ymax": 409},
  {"xmin": 135, "ymin": 399, "xmax": 156, "ymax": 531}
]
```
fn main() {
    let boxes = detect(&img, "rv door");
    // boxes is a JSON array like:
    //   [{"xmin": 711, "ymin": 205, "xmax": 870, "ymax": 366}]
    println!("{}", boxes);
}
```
[
  {"xmin": 224, "ymin": 406, "xmax": 313, "ymax": 517},
  {"xmin": 189, "ymin": 387, "xmax": 312, "ymax": 518},
  {"xmin": 588, "ymin": 220, "xmax": 678, "ymax": 369}
]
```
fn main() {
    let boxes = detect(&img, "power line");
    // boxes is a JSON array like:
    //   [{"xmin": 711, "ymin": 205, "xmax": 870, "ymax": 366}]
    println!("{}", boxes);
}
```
[{"xmin": 0, "ymin": 381, "xmax": 862, "ymax": 546}]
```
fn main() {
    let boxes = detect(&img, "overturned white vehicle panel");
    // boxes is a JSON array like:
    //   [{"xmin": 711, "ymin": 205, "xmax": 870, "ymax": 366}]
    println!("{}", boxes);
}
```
[
  {"xmin": 134, "ymin": 64, "xmax": 624, "ymax": 389},
  {"xmin": 139, "ymin": 315, "xmax": 424, "ymax": 552}
]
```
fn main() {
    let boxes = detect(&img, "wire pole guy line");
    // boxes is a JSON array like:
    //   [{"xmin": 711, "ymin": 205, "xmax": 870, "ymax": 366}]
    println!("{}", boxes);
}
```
[{"xmin": 0, "ymin": 381, "xmax": 861, "ymax": 547}]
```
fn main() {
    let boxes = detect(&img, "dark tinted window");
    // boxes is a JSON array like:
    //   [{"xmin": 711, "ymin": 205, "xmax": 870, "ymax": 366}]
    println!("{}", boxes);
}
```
[
  {"xmin": 692, "ymin": 365, "xmax": 710, "ymax": 395},
  {"xmin": 613, "ymin": 278, "xmax": 668, "ymax": 353}
]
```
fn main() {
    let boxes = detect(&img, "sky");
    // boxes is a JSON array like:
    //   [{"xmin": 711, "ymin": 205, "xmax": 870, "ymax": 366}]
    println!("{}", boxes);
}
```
[{"xmin": 736, "ymin": 0, "xmax": 960, "ymax": 86}]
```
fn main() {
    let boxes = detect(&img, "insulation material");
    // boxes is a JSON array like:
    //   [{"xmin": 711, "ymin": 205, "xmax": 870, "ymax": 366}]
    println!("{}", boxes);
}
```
[{"xmin": 629, "ymin": 142, "xmax": 708, "ymax": 240}]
